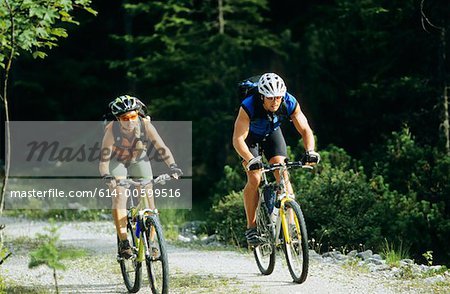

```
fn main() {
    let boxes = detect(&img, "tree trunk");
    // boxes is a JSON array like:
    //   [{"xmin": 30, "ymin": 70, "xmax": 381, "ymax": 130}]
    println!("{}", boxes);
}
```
[
  {"xmin": 53, "ymin": 268, "xmax": 59, "ymax": 294},
  {"xmin": 0, "ymin": 0, "xmax": 14, "ymax": 215},
  {"xmin": 440, "ymin": 28, "xmax": 449, "ymax": 155},
  {"xmin": 218, "ymin": 0, "xmax": 224, "ymax": 34},
  {"xmin": 444, "ymin": 85, "xmax": 450, "ymax": 155}
]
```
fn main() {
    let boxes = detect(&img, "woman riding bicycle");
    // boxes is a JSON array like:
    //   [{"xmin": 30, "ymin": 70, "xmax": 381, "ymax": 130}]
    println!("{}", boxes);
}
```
[
  {"xmin": 99, "ymin": 95, "xmax": 183, "ymax": 258},
  {"xmin": 232, "ymin": 73, "xmax": 320, "ymax": 246}
]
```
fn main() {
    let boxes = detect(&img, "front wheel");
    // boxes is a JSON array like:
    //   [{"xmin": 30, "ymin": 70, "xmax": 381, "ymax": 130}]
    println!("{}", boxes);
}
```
[
  {"xmin": 253, "ymin": 203, "xmax": 276, "ymax": 275},
  {"xmin": 118, "ymin": 223, "xmax": 142, "ymax": 293},
  {"xmin": 145, "ymin": 215, "xmax": 169, "ymax": 294},
  {"xmin": 282, "ymin": 200, "xmax": 309, "ymax": 284}
]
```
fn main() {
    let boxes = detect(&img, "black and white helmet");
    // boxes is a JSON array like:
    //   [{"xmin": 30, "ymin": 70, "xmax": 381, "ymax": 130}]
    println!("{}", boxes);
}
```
[
  {"xmin": 258, "ymin": 73, "xmax": 287, "ymax": 97},
  {"xmin": 109, "ymin": 95, "xmax": 145, "ymax": 116}
]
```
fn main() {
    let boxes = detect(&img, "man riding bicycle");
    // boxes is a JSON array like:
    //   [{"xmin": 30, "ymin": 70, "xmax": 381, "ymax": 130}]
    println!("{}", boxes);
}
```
[
  {"xmin": 232, "ymin": 73, "xmax": 320, "ymax": 246},
  {"xmin": 99, "ymin": 95, "xmax": 183, "ymax": 258}
]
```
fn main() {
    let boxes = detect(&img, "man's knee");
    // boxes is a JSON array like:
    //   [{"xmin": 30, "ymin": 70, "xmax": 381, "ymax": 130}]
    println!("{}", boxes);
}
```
[
  {"xmin": 269, "ymin": 155, "xmax": 285, "ymax": 164},
  {"xmin": 246, "ymin": 171, "xmax": 261, "ymax": 188}
]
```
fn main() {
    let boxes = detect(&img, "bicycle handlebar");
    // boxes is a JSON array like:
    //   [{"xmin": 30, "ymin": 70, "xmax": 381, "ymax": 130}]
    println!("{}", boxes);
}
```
[
  {"xmin": 115, "ymin": 173, "xmax": 173, "ymax": 187},
  {"xmin": 261, "ymin": 161, "xmax": 314, "ymax": 173}
]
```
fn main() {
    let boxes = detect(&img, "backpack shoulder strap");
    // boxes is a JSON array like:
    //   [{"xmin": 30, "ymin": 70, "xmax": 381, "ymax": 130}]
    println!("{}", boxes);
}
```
[
  {"xmin": 112, "ymin": 121, "xmax": 122, "ymax": 145},
  {"xmin": 139, "ymin": 116, "xmax": 147, "ymax": 140}
]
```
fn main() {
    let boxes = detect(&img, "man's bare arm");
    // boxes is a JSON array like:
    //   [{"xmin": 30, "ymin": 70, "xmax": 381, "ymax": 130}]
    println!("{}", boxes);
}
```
[
  {"xmin": 291, "ymin": 104, "xmax": 315, "ymax": 151},
  {"xmin": 232, "ymin": 108, "xmax": 254, "ymax": 162}
]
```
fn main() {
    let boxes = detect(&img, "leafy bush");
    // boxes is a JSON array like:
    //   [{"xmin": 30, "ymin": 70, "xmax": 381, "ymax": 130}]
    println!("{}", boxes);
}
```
[
  {"xmin": 210, "ymin": 165, "xmax": 245, "ymax": 205},
  {"xmin": 29, "ymin": 220, "xmax": 85, "ymax": 294},
  {"xmin": 209, "ymin": 191, "xmax": 247, "ymax": 247},
  {"xmin": 365, "ymin": 128, "xmax": 450, "ymax": 264},
  {"xmin": 291, "ymin": 145, "xmax": 395, "ymax": 250},
  {"xmin": 0, "ymin": 273, "xmax": 5, "ymax": 294}
]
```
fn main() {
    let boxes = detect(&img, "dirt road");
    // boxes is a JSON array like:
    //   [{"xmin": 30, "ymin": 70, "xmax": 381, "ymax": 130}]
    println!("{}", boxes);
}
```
[{"xmin": 0, "ymin": 217, "xmax": 430, "ymax": 293}]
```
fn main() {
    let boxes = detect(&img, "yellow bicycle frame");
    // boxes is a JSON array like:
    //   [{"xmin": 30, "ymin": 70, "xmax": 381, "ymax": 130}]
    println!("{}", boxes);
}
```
[
  {"xmin": 130, "ymin": 209, "xmax": 157, "ymax": 263},
  {"xmin": 279, "ymin": 198, "xmax": 301, "ymax": 245}
]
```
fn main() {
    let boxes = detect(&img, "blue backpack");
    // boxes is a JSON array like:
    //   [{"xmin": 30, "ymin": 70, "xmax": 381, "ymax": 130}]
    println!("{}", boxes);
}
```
[{"xmin": 237, "ymin": 75, "xmax": 261, "ymax": 101}]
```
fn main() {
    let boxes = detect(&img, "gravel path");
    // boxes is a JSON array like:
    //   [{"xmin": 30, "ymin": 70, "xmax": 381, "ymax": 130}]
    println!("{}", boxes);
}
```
[{"xmin": 0, "ymin": 217, "xmax": 434, "ymax": 293}]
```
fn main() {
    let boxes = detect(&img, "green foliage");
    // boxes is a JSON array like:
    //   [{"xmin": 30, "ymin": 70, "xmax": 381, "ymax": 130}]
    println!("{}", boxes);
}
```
[
  {"xmin": 1, "ymin": 0, "xmax": 449, "ymax": 267},
  {"xmin": 111, "ymin": 0, "xmax": 296, "ymax": 208},
  {"xmin": 423, "ymin": 250, "xmax": 434, "ymax": 266},
  {"xmin": 209, "ymin": 191, "xmax": 246, "ymax": 247},
  {"xmin": 211, "ymin": 164, "xmax": 245, "ymax": 204},
  {"xmin": 0, "ymin": 273, "xmax": 5, "ymax": 294},
  {"xmin": 381, "ymin": 239, "xmax": 410, "ymax": 268},
  {"xmin": 0, "ymin": 0, "xmax": 96, "ymax": 68},
  {"xmin": 210, "ymin": 130, "xmax": 450, "ymax": 266},
  {"xmin": 366, "ymin": 127, "xmax": 450, "ymax": 264},
  {"xmin": 159, "ymin": 209, "xmax": 191, "ymax": 241},
  {"xmin": 292, "ymin": 145, "xmax": 394, "ymax": 250},
  {"xmin": 29, "ymin": 220, "xmax": 85, "ymax": 270},
  {"xmin": 289, "ymin": 129, "xmax": 450, "ymax": 265},
  {"xmin": 28, "ymin": 220, "xmax": 85, "ymax": 293},
  {"xmin": 301, "ymin": 0, "xmax": 442, "ymax": 151},
  {"xmin": 5, "ymin": 209, "xmax": 111, "ymax": 221}
]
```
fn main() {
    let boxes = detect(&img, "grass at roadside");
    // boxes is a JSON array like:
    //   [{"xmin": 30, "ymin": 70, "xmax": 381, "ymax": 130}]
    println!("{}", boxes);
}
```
[
  {"xmin": 168, "ymin": 239, "xmax": 248, "ymax": 254},
  {"xmin": 3, "ymin": 209, "xmax": 112, "ymax": 222},
  {"xmin": 388, "ymin": 275, "xmax": 450, "ymax": 294},
  {"xmin": 1, "ymin": 274, "xmax": 48, "ymax": 294},
  {"xmin": 3, "ymin": 284, "xmax": 48, "ymax": 294},
  {"xmin": 3, "ymin": 235, "xmax": 88, "ymax": 257},
  {"xmin": 170, "ymin": 271, "xmax": 259, "ymax": 294},
  {"xmin": 381, "ymin": 239, "xmax": 410, "ymax": 268}
]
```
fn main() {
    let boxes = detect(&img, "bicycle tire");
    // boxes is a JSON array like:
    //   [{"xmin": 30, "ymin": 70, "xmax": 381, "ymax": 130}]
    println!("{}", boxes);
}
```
[
  {"xmin": 118, "ymin": 223, "xmax": 142, "ymax": 293},
  {"xmin": 253, "ymin": 202, "xmax": 276, "ymax": 275},
  {"xmin": 282, "ymin": 200, "xmax": 309, "ymax": 283},
  {"xmin": 145, "ymin": 215, "xmax": 169, "ymax": 294}
]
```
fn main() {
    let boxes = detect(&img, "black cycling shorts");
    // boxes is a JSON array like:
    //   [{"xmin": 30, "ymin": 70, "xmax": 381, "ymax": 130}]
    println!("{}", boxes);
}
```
[{"xmin": 245, "ymin": 127, "xmax": 288, "ymax": 160}]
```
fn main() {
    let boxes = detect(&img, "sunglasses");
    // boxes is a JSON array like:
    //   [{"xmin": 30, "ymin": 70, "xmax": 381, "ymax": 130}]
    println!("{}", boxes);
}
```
[
  {"xmin": 119, "ymin": 113, "xmax": 139, "ymax": 121},
  {"xmin": 263, "ymin": 96, "xmax": 283, "ymax": 101}
]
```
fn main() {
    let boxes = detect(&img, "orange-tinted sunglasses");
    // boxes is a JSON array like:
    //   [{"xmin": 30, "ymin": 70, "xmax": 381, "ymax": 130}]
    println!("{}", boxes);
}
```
[
  {"xmin": 264, "ymin": 96, "xmax": 283, "ymax": 101},
  {"xmin": 119, "ymin": 113, "xmax": 139, "ymax": 121}
]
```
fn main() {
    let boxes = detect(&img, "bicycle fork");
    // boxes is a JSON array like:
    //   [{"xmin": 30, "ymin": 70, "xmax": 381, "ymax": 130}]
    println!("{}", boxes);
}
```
[{"xmin": 278, "ymin": 198, "xmax": 299, "ymax": 245}]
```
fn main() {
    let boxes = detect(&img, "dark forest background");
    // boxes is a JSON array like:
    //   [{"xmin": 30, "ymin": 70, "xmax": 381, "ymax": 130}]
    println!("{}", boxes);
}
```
[{"xmin": 1, "ymin": 0, "xmax": 449, "ymax": 265}]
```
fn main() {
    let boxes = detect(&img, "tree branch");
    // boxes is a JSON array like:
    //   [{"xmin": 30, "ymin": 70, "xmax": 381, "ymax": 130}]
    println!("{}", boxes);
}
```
[{"xmin": 420, "ymin": 0, "xmax": 443, "ymax": 33}]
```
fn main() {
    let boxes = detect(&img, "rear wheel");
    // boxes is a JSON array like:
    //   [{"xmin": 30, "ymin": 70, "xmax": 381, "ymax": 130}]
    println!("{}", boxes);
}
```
[
  {"xmin": 253, "ymin": 202, "xmax": 276, "ymax": 275},
  {"xmin": 145, "ymin": 215, "xmax": 169, "ymax": 294},
  {"xmin": 282, "ymin": 200, "xmax": 309, "ymax": 283},
  {"xmin": 118, "ymin": 222, "xmax": 142, "ymax": 293}
]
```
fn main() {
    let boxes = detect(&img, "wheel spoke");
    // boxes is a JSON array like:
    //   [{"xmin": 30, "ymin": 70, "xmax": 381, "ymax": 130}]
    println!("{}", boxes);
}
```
[
  {"xmin": 282, "ymin": 200, "xmax": 309, "ymax": 284},
  {"xmin": 253, "ymin": 203, "xmax": 276, "ymax": 275},
  {"xmin": 145, "ymin": 215, "xmax": 169, "ymax": 294},
  {"xmin": 118, "ymin": 224, "xmax": 142, "ymax": 292}
]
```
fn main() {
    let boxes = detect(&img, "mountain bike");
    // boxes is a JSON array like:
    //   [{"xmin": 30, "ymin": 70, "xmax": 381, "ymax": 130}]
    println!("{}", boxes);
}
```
[
  {"xmin": 115, "ymin": 174, "xmax": 172, "ymax": 294},
  {"xmin": 253, "ymin": 161, "xmax": 312, "ymax": 284}
]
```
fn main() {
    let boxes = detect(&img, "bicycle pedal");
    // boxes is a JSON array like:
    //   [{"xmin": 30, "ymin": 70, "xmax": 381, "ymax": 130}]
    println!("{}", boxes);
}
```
[{"xmin": 116, "ymin": 253, "xmax": 137, "ymax": 262}]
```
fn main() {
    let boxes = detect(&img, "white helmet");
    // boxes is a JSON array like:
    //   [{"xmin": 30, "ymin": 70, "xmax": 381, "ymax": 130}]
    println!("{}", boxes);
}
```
[
  {"xmin": 109, "ymin": 95, "xmax": 145, "ymax": 116},
  {"xmin": 258, "ymin": 73, "xmax": 287, "ymax": 97}
]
